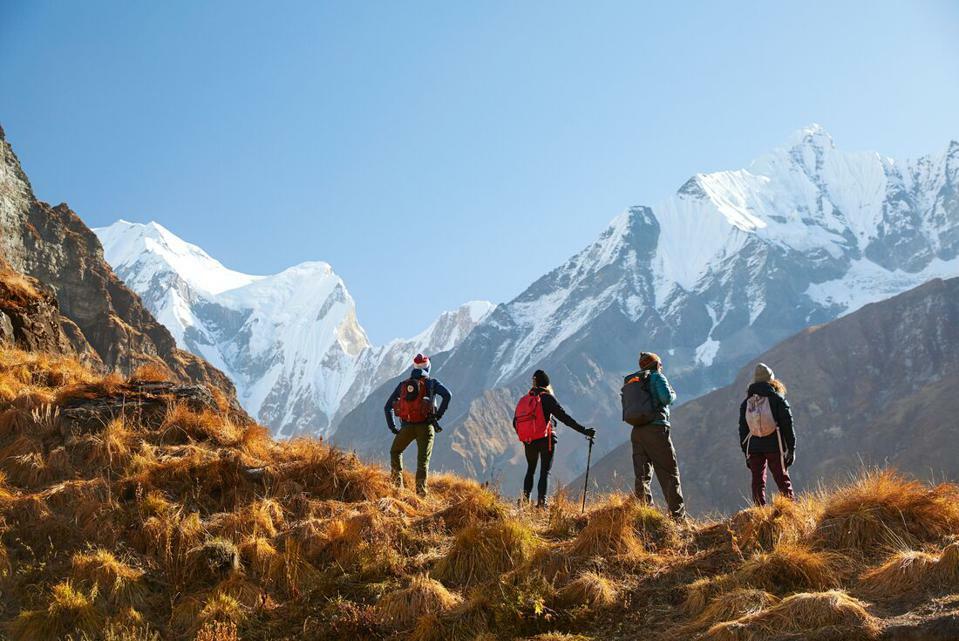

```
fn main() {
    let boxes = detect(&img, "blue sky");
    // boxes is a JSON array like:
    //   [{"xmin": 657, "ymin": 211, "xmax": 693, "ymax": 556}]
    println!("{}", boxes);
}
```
[{"xmin": 1, "ymin": 1, "xmax": 957, "ymax": 342}]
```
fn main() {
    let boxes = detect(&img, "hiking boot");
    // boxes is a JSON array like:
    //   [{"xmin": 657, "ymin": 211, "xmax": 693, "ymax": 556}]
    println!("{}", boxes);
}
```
[{"xmin": 535, "ymin": 497, "xmax": 547, "ymax": 509}]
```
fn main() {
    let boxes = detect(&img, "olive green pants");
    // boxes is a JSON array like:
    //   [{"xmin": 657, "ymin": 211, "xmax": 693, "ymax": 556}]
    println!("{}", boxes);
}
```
[
  {"xmin": 390, "ymin": 422, "xmax": 435, "ymax": 495},
  {"xmin": 631, "ymin": 423, "xmax": 687, "ymax": 520}
]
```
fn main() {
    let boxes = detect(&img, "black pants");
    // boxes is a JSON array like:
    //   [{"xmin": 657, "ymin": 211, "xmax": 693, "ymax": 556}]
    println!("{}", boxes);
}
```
[{"xmin": 523, "ymin": 437, "xmax": 554, "ymax": 502}]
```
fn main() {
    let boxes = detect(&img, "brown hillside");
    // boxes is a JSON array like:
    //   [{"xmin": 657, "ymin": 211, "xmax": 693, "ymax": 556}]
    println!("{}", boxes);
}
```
[
  {"xmin": 1, "ymin": 347, "xmax": 958, "ymax": 640},
  {"xmin": 0, "ymin": 125, "xmax": 237, "ymax": 402},
  {"xmin": 579, "ymin": 277, "xmax": 959, "ymax": 514}
]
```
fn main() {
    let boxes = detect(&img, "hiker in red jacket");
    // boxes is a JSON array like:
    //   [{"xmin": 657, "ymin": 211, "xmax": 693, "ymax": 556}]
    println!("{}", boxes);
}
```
[
  {"xmin": 513, "ymin": 369, "xmax": 595, "ymax": 507},
  {"xmin": 739, "ymin": 363, "xmax": 796, "ymax": 506}
]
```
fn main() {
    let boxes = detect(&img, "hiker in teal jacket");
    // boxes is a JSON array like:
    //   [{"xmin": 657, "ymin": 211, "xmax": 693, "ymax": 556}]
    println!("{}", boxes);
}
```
[{"xmin": 625, "ymin": 352, "xmax": 686, "ymax": 520}]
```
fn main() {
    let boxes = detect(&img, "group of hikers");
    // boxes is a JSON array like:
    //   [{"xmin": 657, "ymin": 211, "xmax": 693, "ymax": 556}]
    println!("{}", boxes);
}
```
[{"xmin": 384, "ymin": 351, "xmax": 796, "ymax": 516}]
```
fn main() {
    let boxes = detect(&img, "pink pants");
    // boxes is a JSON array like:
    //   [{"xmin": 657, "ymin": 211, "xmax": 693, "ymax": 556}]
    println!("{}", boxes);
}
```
[{"xmin": 748, "ymin": 452, "xmax": 794, "ymax": 506}]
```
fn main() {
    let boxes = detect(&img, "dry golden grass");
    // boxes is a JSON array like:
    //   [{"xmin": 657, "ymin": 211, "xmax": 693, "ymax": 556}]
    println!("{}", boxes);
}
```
[
  {"xmin": 2, "ymin": 345, "xmax": 957, "ymax": 641},
  {"xmin": 813, "ymin": 470, "xmax": 959, "ymax": 559},
  {"xmin": 70, "ymin": 549, "xmax": 146, "ymax": 606},
  {"xmin": 431, "ymin": 481, "xmax": 508, "ymax": 531},
  {"xmin": 555, "ymin": 570, "xmax": 619, "ymax": 609},
  {"xmin": 859, "ymin": 542, "xmax": 959, "ymax": 599},
  {"xmin": 704, "ymin": 590, "xmax": 880, "ymax": 640},
  {"xmin": 9, "ymin": 581, "xmax": 104, "ymax": 641},
  {"xmin": 128, "ymin": 362, "xmax": 173, "ymax": 383},
  {"xmin": 434, "ymin": 518, "xmax": 539, "ymax": 586},
  {"xmin": 729, "ymin": 495, "xmax": 817, "ymax": 553},
  {"xmin": 569, "ymin": 494, "xmax": 674, "ymax": 560},
  {"xmin": 375, "ymin": 573, "xmax": 463, "ymax": 628}
]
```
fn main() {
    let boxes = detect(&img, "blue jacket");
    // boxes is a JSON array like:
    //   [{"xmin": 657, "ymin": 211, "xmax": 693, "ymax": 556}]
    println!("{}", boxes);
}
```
[
  {"xmin": 384, "ymin": 368, "xmax": 452, "ymax": 431},
  {"xmin": 623, "ymin": 369, "xmax": 677, "ymax": 426}
]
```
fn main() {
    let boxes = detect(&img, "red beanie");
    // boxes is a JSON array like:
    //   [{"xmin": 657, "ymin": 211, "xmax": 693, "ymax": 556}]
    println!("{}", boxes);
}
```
[{"xmin": 413, "ymin": 353, "xmax": 431, "ymax": 371}]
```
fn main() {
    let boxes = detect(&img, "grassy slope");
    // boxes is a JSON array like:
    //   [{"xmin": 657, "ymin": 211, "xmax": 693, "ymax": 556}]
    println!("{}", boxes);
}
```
[{"xmin": 1, "ymin": 348, "xmax": 959, "ymax": 641}]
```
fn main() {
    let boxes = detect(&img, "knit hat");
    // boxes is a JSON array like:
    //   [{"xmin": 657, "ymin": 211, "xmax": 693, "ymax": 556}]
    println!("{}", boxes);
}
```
[
  {"xmin": 532, "ymin": 369, "xmax": 550, "ymax": 388},
  {"xmin": 754, "ymin": 363, "xmax": 774, "ymax": 383},
  {"xmin": 639, "ymin": 352, "xmax": 662, "ymax": 371},
  {"xmin": 412, "ymin": 353, "xmax": 431, "ymax": 372}
]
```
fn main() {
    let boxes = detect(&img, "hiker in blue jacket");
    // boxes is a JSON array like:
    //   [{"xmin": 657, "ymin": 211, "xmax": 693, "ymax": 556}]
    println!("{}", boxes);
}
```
[{"xmin": 624, "ymin": 352, "xmax": 686, "ymax": 520}]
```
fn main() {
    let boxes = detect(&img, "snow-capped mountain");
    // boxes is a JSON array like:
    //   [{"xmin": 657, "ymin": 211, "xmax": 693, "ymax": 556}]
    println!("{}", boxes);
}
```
[
  {"xmin": 95, "ymin": 220, "xmax": 494, "ymax": 436},
  {"xmin": 336, "ymin": 125, "xmax": 959, "ymax": 491}
]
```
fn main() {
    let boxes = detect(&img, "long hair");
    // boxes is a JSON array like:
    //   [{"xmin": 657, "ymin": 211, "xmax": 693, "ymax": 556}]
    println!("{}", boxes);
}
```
[{"xmin": 770, "ymin": 378, "xmax": 787, "ymax": 396}]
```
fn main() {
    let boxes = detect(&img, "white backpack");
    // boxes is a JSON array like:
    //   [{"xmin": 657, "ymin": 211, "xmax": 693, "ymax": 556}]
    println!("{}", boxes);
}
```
[{"xmin": 745, "ymin": 394, "xmax": 778, "ymax": 437}]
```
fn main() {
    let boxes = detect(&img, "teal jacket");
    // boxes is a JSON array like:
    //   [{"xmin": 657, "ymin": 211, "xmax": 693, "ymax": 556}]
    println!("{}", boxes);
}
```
[{"xmin": 623, "ymin": 369, "xmax": 677, "ymax": 426}]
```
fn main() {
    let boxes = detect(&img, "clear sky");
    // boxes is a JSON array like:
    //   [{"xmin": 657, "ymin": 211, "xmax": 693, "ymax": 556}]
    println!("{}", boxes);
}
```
[{"xmin": 1, "ymin": 1, "xmax": 957, "ymax": 343}]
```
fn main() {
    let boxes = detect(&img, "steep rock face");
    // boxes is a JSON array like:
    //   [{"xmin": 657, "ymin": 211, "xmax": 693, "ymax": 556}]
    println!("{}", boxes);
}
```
[
  {"xmin": 95, "ymin": 220, "xmax": 494, "ymax": 436},
  {"xmin": 336, "ymin": 126, "xmax": 959, "ymax": 494},
  {"xmin": 0, "ymin": 126, "xmax": 239, "ymax": 401},
  {"xmin": 0, "ymin": 260, "xmax": 98, "ymax": 362},
  {"xmin": 580, "ymin": 277, "xmax": 959, "ymax": 514}
]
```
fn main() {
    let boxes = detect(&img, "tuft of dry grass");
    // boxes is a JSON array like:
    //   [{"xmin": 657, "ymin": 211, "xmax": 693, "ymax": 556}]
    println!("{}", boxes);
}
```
[
  {"xmin": 375, "ymin": 573, "xmax": 463, "ymax": 628},
  {"xmin": 431, "ymin": 482, "xmax": 508, "ymax": 531},
  {"xmin": 569, "ymin": 495, "xmax": 675, "ymax": 560},
  {"xmin": 434, "ymin": 519, "xmax": 539, "ymax": 586},
  {"xmin": 71, "ymin": 549, "xmax": 146, "ymax": 606},
  {"xmin": 688, "ymin": 588, "xmax": 779, "ymax": 631},
  {"xmin": 730, "ymin": 495, "xmax": 817, "ymax": 553},
  {"xmin": 813, "ymin": 470, "xmax": 959, "ymax": 559},
  {"xmin": 9, "ymin": 581, "xmax": 104, "ymax": 641},
  {"xmin": 735, "ymin": 543, "xmax": 851, "ymax": 594},
  {"xmin": 859, "ymin": 542, "xmax": 959, "ymax": 599},
  {"xmin": 128, "ymin": 362, "xmax": 173, "ymax": 383},
  {"xmin": 704, "ymin": 590, "xmax": 880, "ymax": 641},
  {"xmin": 555, "ymin": 571, "xmax": 619, "ymax": 609},
  {"xmin": 160, "ymin": 403, "xmax": 244, "ymax": 447}
]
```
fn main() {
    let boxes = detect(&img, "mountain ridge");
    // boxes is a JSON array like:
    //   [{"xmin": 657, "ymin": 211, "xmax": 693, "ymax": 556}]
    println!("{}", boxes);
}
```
[
  {"xmin": 94, "ymin": 219, "xmax": 494, "ymax": 436},
  {"xmin": 336, "ymin": 125, "xmax": 959, "ymax": 497}
]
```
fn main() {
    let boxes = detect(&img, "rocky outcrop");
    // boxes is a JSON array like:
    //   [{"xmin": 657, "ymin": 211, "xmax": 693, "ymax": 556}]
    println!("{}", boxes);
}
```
[
  {"xmin": 0, "ymin": 125, "xmax": 238, "ymax": 403},
  {"xmin": 0, "ymin": 260, "xmax": 99, "ymax": 363},
  {"xmin": 580, "ymin": 277, "xmax": 959, "ymax": 514}
]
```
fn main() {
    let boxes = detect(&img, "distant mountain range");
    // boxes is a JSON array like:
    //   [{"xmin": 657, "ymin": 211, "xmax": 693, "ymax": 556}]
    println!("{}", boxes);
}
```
[
  {"xmin": 578, "ymin": 276, "xmax": 959, "ymax": 514},
  {"xmin": 94, "ymin": 220, "xmax": 493, "ymax": 436},
  {"xmin": 334, "ymin": 125, "xmax": 959, "ymax": 493}
]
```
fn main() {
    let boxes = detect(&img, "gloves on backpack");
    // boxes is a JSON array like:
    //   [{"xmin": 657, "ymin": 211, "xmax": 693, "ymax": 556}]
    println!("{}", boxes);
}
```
[{"xmin": 784, "ymin": 450, "xmax": 795, "ymax": 468}]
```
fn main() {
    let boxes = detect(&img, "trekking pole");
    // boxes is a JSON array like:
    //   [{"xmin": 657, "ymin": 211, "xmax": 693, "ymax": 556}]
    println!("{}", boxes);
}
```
[{"xmin": 581, "ymin": 435, "xmax": 594, "ymax": 514}]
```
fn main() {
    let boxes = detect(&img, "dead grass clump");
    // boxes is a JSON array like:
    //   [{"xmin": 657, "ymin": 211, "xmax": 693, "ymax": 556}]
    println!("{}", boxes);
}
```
[
  {"xmin": 813, "ymin": 470, "xmax": 959, "ymax": 559},
  {"xmin": 376, "ymin": 573, "xmax": 463, "ymax": 628},
  {"xmin": 409, "ymin": 595, "xmax": 493, "ymax": 641},
  {"xmin": 570, "ymin": 495, "xmax": 649, "ymax": 560},
  {"xmin": 160, "ymin": 404, "xmax": 243, "ymax": 447},
  {"xmin": 209, "ymin": 498, "xmax": 284, "ymax": 541},
  {"xmin": 128, "ymin": 363, "xmax": 173, "ymax": 383},
  {"xmin": 735, "ymin": 543, "xmax": 850, "ymax": 594},
  {"xmin": 138, "ymin": 509, "xmax": 205, "ymax": 585},
  {"xmin": 704, "ymin": 590, "xmax": 880, "ymax": 641},
  {"xmin": 730, "ymin": 495, "xmax": 816, "ymax": 553},
  {"xmin": 689, "ymin": 588, "xmax": 779, "ymax": 631},
  {"xmin": 239, "ymin": 535, "xmax": 280, "ymax": 581},
  {"xmin": 273, "ymin": 439, "xmax": 393, "ymax": 502},
  {"xmin": 432, "ymin": 483, "xmax": 508, "ymax": 531},
  {"xmin": 188, "ymin": 538, "xmax": 242, "ymax": 585},
  {"xmin": 79, "ymin": 417, "xmax": 133, "ymax": 471},
  {"xmin": 9, "ymin": 581, "xmax": 104, "ymax": 641},
  {"xmin": 544, "ymin": 492, "xmax": 587, "ymax": 539},
  {"xmin": 434, "ymin": 519, "xmax": 539, "ymax": 586},
  {"xmin": 556, "ymin": 571, "xmax": 618, "ymax": 609},
  {"xmin": 859, "ymin": 542, "xmax": 959, "ymax": 599},
  {"xmin": 55, "ymin": 372, "xmax": 125, "ymax": 406},
  {"xmin": 71, "ymin": 549, "xmax": 146, "ymax": 606}
]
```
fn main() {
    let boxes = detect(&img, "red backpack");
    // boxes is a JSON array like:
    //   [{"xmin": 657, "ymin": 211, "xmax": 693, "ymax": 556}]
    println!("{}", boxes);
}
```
[
  {"xmin": 392, "ymin": 377, "xmax": 434, "ymax": 423},
  {"xmin": 514, "ymin": 391, "xmax": 552, "ymax": 445}
]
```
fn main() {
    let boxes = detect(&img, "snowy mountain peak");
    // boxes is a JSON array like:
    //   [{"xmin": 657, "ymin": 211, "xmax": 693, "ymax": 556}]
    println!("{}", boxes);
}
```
[
  {"xmin": 95, "ymin": 222, "xmax": 491, "ymax": 437},
  {"xmin": 787, "ymin": 122, "xmax": 835, "ymax": 150},
  {"xmin": 95, "ymin": 219, "xmax": 262, "ymax": 296}
]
